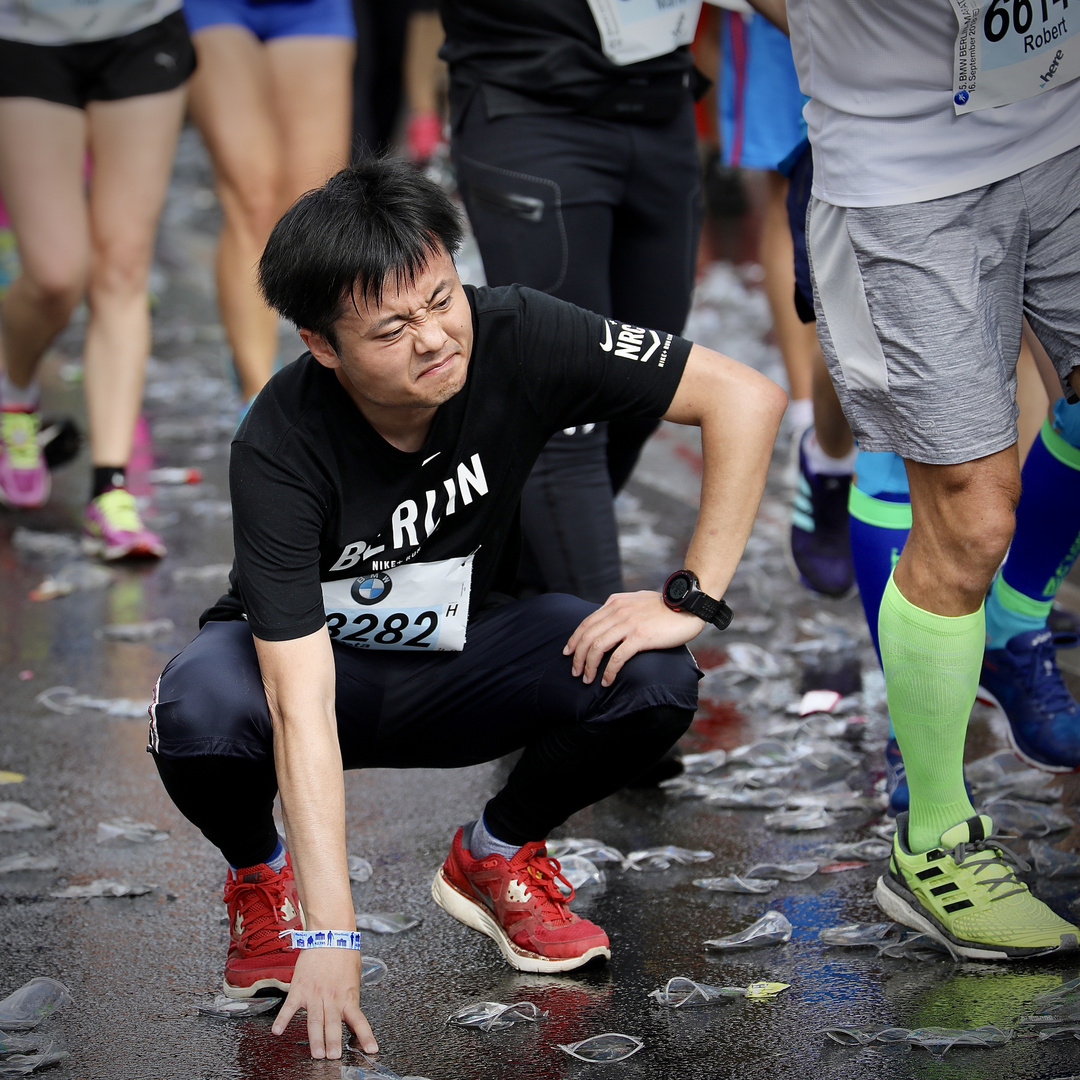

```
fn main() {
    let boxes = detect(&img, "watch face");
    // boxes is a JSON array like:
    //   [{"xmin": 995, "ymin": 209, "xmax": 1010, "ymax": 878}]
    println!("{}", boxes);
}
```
[{"xmin": 666, "ymin": 574, "xmax": 691, "ymax": 602}]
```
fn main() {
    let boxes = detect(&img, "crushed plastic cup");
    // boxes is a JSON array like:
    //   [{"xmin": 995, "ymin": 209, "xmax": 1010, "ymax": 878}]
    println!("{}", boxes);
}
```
[
  {"xmin": 35, "ymin": 687, "xmax": 149, "ymax": 719},
  {"xmin": 11, "ymin": 528, "xmax": 81, "ymax": 560},
  {"xmin": 28, "ymin": 561, "xmax": 112, "ymax": 601},
  {"xmin": 819, "ymin": 922, "xmax": 957, "ymax": 962},
  {"xmin": 622, "ymin": 846, "xmax": 713, "ymax": 872},
  {"xmin": 728, "ymin": 739, "xmax": 804, "ymax": 768},
  {"xmin": 967, "ymin": 749, "xmax": 1062, "ymax": 802},
  {"xmin": 96, "ymin": 619, "xmax": 175, "ymax": 642},
  {"xmin": 353, "ymin": 912, "xmax": 420, "ymax": 934},
  {"xmin": 1028, "ymin": 842, "xmax": 1080, "ymax": 879},
  {"xmin": 745, "ymin": 861, "xmax": 818, "ymax": 881},
  {"xmin": 0, "ymin": 1042, "xmax": 70, "ymax": 1075},
  {"xmin": 0, "ymin": 803, "xmax": 52, "ymax": 833},
  {"xmin": 764, "ymin": 808, "xmax": 835, "ymax": 831},
  {"xmin": 96, "ymin": 818, "xmax": 169, "ymax": 844},
  {"xmin": 822, "ymin": 1024, "xmax": 1011, "ymax": 1056},
  {"xmin": 819, "ymin": 923, "xmax": 894, "ymax": 947},
  {"xmin": 724, "ymin": 643, "xmax": 784, "ymax": 679},
  {"xmin": 0, "ymin": 853, "xmax": 59, "ymax": 874},
  {"xmin": 50, "ymin": 879, "xmax": 154, "ymax": 899},
  {"xmin": 704, "ymin": 910, "xmax": 792, "ymax": 951},
  {"xmin": 553, "ymin": 854, "xmax": 605, "ymax": 894},
  {"xmin": 703, "ymin": 787, "xmax": 788, "ymax": 809},
  {"xmin": 1037, "ymin": 1024, "xmax": 1080, "ymax": 1040},
  {"xmin": 447, "ymin": 1000, "xmax": 545, "ymax": 1032},
  {"xmin": 1033, "ymin": 977, "xmax": 1080, "ymax": 1014},
  {"xmin": 348, "ymin": 855, "xmax": 373, "ymax": 883},
  {"xmin": 648, "ymin": 977, "xmax": 739, "ymax": 1007},
  {"xmin": 361, "ymin": 957, "xmax": 388, "ymax": 986},
  {"xmin": 681, "ymin": 749, "xmax": 728, "ymax": 775},
  {"xmin": 197, "ymin": 994, "xmax": 281, "ymax": 1019},
  {"xmin": 545, "ymin": 837, "xmax": 624, "ymax": 864},
  {"xmin": 985, "ymin": 798, "xmax": 1074, "ymax": 837},
  {"xmin": 692, "ymin": 875, "xmax": 777, "ymax": 894},
  {"xmin": 0, "ymin": 978, "xmax": 73, "ymax": 1030},
  {"xmin": 557, "ymin": 1033, "xmax": 644, "ymax": 1062},
  {"xmin": 814, "ymin": 839, "xmax": 892, "ymax": 862}
]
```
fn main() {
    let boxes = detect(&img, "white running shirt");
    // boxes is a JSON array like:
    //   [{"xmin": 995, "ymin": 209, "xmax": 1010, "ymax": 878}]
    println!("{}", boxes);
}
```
[
  {"xmin": 787, "ymin": 0, "xmax": 1080, "ymax": 207},
  {"xmin": 0, "ymin": 0, "xmax": 180, "ymax": 46}
]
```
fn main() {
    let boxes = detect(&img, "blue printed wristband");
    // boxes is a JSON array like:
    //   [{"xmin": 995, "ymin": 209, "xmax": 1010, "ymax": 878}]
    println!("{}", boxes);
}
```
[{"xmin": 280, "ymin": 929, "xmax": 362, "ymax": 950}]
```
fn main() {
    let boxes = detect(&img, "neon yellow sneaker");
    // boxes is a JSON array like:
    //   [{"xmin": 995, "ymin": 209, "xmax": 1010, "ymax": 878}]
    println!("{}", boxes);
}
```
[
  {"xmin": 82, "ymin": 486, "xmax": 166, "ymax": 561},
  {"xmin": 875, "ymin": 812, "xmax": 1079, "ymax": 960},
  {"xmin": 0, "ymin": 407, "xmax": 49, "ymax": 508}
]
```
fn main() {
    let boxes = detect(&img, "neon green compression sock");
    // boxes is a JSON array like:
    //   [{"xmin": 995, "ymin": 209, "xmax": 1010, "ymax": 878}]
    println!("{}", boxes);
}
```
[{"xmin": 878, "ymin": 572, "xmax": 981, "ymax": 853}]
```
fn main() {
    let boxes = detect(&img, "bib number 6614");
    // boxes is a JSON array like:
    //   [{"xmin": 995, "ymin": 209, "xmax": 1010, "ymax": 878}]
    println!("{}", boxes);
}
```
[{"xmin": 326, "ymin": 608, "xmax": 439, "ymax": 649}]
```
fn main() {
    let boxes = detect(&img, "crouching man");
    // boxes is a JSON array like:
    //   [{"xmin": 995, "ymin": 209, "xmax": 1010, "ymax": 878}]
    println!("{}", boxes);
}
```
[{"xmin": 148, "ymin": 157, "xmax": 786, "ymax": 1059}]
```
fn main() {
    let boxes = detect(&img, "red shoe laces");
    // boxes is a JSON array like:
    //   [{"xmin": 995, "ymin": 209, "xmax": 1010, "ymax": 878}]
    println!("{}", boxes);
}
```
[
  {"xmin": 223, "ymin": 872, "xmax": 295, "ymax": 955},
  {"xmin": 508, "ymin": 846, "xmax": 575, "ymax": 923}
]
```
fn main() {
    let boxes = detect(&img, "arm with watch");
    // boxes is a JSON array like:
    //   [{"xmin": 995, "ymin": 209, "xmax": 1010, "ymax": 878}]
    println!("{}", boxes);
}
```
[{"xmin": 565, "ymin": 342, "xmax": 786, "ymax": 686}]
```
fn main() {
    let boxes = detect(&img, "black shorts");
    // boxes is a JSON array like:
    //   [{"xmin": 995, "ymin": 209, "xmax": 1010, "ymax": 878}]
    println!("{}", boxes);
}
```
[{"xmin": 0, "ymin": 11, "xmax": 195, "ymax": 108}]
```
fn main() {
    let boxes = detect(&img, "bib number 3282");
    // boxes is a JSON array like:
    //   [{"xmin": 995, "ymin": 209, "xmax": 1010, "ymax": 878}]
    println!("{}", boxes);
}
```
[
  {"xmin": 949, "ymin": 0, "xmax": 1078, "ymax": 112},
  {"xmin": 321, "ymin": 553, "xmax": 473, "ymax": 652}
]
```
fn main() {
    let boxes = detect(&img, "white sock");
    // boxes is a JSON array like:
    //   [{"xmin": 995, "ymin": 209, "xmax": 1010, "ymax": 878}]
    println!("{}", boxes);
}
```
[
  {"xmin": 466, "ymin": 816, "xmax": 521, "ymax": 861},
  {"xmin": 785, "ymin": 398, "xmax": 813, "ymax": 436},
  {"xmin": 1, "ymin": 372, "xmax": 39, "ymax": 410},
  {"xmin": 803, "ymin": 428, "xmax": 857, "ymax": 476}
]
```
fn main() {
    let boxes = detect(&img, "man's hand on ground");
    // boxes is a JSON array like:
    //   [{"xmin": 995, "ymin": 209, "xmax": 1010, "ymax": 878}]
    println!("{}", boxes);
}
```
[
  {"xmin": 565, "ymin": 591, "xmax": 704, "ymax": 687},
  {"xmin": 272, "ymin": 949, "xmax": 378, "ymax": 1060}
]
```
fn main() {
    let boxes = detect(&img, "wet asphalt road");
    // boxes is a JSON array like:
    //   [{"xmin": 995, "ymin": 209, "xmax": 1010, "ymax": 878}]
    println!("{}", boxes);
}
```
[{"xmin": 1, "ymin": 130, "xmax": 1079, "ymax": 1080}]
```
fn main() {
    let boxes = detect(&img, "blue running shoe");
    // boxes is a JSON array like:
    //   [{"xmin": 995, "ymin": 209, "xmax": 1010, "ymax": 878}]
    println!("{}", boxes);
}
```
[
  {"xmin": 979, "ymin": 629, "xmax": 1080, "ymax": 773},
  {"xmin": 884, "ymin": 736, "xmax": 908, "ymax": 817},
  {"xmin": 789, "ymin": 429, "xmax": 854, "ymax": 597}
]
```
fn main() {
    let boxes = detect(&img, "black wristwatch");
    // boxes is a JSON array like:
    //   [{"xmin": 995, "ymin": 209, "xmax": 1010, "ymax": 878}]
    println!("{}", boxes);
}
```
[{"xmin": 662, "ymin": 569, "xmax": 733, "ymax": 631}]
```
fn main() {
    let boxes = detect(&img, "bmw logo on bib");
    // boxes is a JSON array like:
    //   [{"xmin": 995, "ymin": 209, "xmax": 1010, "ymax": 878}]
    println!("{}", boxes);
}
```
[{"xmin": 351, "ymin": 572, "xmax": 392, "ymax": 605}]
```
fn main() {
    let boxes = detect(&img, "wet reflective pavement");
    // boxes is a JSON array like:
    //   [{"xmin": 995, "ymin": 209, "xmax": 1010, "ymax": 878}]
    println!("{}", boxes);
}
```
[{"xmin": 1, "ymin": 131, "xmax": 1079, "ymax": 1080}]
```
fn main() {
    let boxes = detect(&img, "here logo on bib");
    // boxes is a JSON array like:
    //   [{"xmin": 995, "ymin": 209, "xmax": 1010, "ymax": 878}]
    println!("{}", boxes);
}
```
[
  {"xmin": 950, "ymin": 0, "xmax": 1077, "ymax": 113},
  {"xmin": 321, "ymin": 552, "xmax": 474, "ymax": 652}
]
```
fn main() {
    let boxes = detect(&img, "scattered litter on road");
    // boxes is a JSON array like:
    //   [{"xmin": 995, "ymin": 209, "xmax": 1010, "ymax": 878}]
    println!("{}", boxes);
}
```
[
  {"xmin": 0, "ymin": 978, "xmax": 72, "ymax": 1030},
  {"xmin": 819, "ymin": 922, "xmax": 957, "ymax": 962},
  {"xmin": 704, "ymin": 911, "xmax": 793, "ymax": 950},
  {"xmin": 1036, "ymin": 1025, "xmax": 1080, "ymax": 1040},
  {"xmin": 35, "ymin": 687, "xmax": 149, "ymax": 719},
  {"xmin": 795, "ymin": 690, "xmax": 842, "ymax": 716},
  {"xmin": 0, "ymin": 854, "xmax": 59, "ymax": 874},
  {"xmin": 622, "ymin": 846, "xmax": 713, "ymax": 872},
  {"xmin": 96, "ymin": 818, "xmax": 169, "ymax": 844},
  {"xmin": 983, "ymin": 798, "xmax": 1074, "ymax": 837},
  {"xmin": 347, "ymin": 856, "xmax": 373, "ymax": 883},
  {"xmin": 724, "ymin": 643, "xmax": 785, "ymax": 679},
  {"xmin": 447, "ymin": 1001, "xmax": 544, "ymax": 1032},
  {"xmin": 50, "ymin": 879, "xmax": 155, "ymax": 899},
  {"xmin": 649, "ymin": 977, "xmax": 790, "ymax": 1007},
  {"xmin": 554, "ymin": 854, "xmax": 605, "ymax": 894},
  {"xmin": 361, "ymin": 958, "xmax": 388, "ymax": 986},
  {"xmin": 818, "ymin": 861, "xmax": 868, "ymax": 873},
  {"xmin": 968, "ymin": 749, "xmax": 1063, "ymax": 803},
  {"xmin": 557, "ymin": 1033, "xmax": 644, "ymax": 1062},
  {"xmin": 764, "ymin": 808, "xmax": 835, "ymax": 831},
  {"xmin": 96, "ymin": 619, "xmax": 175, "ymax": 642},
  {"xmin": 821, "ymin": 1024, "xmax": 1011, "ymax": 1056},
  {"xmin": 546, "ymin": 837, "xmax": 624, "ymax": 864},
  {"xmin": 147, "ymin": 467, "xmax": 203, "ymax": 485},
  {"xmin": 0, "ymin": 803, "xmax": 52, "ymax": 832},
  {"xmin": 1028, "ymin": 843, "xmax": 1080, "ymax": 878},
  {"xmin": 353, "ymin": 913, "xmax": 420, "ymax": 934},
  {"xmin": 0, "ymin": 1042, "xmax": 70, "ymax": 1076},
  {"xmin": 680, "ymin": 749, "xmax": 728, "ymax": 775},
  {"xmin": 0, "ymin": 772, "xmax": 24, "ymax": 784},
  {"xmin": 693, "ymin": 875, "xmax": 778, "ymax": 894},
  {"xmin": 703, "ymin": 787, "xmax": 788, "ymax": 809},
  {"xmin": 814, "ymin": 839, "xmax": 891, "ymax": 862},
  {"xmin": 197, "ymin": 995, "xmax": 280, "ymax": 1019},
  {"xmin": 11, "ymin": 528, "xmax": 81, "ymax": 560},
  {"xmin": 28, "ymin": 561, "xmax": 112, "ymax": 601},
  {"xmin": 745, "ymin": 861, "xmax": 818, "ymax": 881}
]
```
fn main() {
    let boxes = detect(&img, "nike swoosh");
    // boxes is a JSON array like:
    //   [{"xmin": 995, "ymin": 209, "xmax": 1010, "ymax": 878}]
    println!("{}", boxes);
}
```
[
  {"xmin": 422, "ymin": 452, "xmax": 442, "ymax": 466},
  {"xmin": 599, "ymin": 321, "xmax": 613, "ymax": 352}
]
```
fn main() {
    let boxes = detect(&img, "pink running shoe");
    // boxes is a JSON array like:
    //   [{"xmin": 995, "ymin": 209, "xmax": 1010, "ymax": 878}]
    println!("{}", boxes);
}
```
[
  {"xmin": 0, "ymin": 407, "xmax": 50, "ymax": 508},
  {"xmin": 83, "ymin": 486, "xmax": 166, "ymax": 560}
]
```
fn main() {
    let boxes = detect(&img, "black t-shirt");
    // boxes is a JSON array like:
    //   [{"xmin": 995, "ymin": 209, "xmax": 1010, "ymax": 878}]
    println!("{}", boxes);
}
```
[
  {"xmin": 438, "ymin": 0, "xmax": 696, "ymax": 111},
  {"xmin": 202, "ymin": 285, "xmax": 692, "ymax": 642}
]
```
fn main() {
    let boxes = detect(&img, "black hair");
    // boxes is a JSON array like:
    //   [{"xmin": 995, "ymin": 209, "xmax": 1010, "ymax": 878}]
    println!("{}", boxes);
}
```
[{"xmin": 258, "ymin": 155, "xmax": 464, "ymax": 351}]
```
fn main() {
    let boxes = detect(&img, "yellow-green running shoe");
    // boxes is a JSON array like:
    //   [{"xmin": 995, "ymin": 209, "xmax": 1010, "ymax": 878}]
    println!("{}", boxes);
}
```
[{"xmin": 875, "ymin": 812, "xmax": 1079, "ymax": 960}]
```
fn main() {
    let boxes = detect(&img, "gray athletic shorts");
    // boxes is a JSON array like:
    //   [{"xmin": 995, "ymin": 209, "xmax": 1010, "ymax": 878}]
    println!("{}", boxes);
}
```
[{"xmin": 807, "ymin": 143, "xmax": 1080, "ymax": 465}]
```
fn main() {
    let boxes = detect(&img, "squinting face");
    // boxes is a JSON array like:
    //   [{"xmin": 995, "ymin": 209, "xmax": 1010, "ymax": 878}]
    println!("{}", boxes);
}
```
[{"xmin": 310, "ymin": 246, "xmax": 473, "ymax": 418}]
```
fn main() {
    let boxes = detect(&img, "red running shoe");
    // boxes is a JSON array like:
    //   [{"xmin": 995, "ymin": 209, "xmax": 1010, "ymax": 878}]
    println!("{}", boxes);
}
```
[
  {"xmin": 222, "ymin": 855, "xmax": 305, "ymax": 998},
  {"xmin": 431, "ymin": 827, "xmax": 610, "ymax": 973}
]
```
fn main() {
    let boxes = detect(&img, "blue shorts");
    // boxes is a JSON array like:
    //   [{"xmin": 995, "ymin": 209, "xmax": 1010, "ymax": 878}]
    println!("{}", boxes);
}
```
[
  {"xmin": 182, "ymin": 0, "xmax": 354, "ymax": 41},
  {"xmin": 719, "ymin": 12, "xmax": 807, "ymax": 171}
]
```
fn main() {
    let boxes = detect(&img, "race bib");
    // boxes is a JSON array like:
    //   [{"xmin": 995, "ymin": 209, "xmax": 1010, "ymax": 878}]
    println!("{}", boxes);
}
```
[
  {"xmin": 585, "ymin": 0, "xmax": 702, "ymax": 66},
  {"xmin": 949, "ymin": 0, "xmax": 1078, "ymax": 113},
  {"xmin": 321, "ymin": 553, "xmax": 473, "ymax": 652}
]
